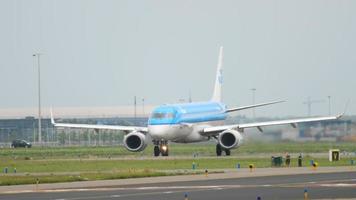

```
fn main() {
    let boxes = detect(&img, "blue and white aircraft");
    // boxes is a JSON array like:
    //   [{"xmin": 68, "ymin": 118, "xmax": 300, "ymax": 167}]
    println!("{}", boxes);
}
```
[{"xmin": 51, "ymin": 47, "xmax": 342, "ymax": 156}]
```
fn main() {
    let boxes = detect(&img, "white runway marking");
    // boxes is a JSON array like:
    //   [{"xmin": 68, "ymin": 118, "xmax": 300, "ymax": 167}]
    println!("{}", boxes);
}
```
[
  {"xmin": 3, "ymin": 179, "xmax": 356, "ymax": 198},
  {"xmin": 4, "ymin": 182, "xmax": 355, "ymax": 195},
  {"xmin": 320, "ymin": 183, "xmax": 356, "ymax": 187}
]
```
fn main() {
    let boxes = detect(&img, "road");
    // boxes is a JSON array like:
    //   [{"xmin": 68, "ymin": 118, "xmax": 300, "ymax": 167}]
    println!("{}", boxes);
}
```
[{"xmin": 1, "ymin": 171, "xmax": 356, "ymax": 200}]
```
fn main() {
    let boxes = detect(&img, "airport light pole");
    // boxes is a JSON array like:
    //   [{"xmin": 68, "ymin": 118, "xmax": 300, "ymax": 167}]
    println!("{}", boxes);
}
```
[
  {"xmin": 33, "ymin": 53, "xmax": 43, "ymax": 144},
  {"xmin": 188, "ymin": 91, "xmax": 192, "ymax": 103},
  {"xmin": 134, "ymin": 96, "xmax": 137, "ymax": 125},
  {"xmin": 33, "ymin": 120, "xmax": 36, "ymax": 143},
  {"xmin": 328, "ymin": 96, "xmax": 331, "ymax": 115},
  {"xmin": 142, "ymin": 98, "xmax": 145, "ymax": 116},
  {"xmin": 251, "ymin": 88, "xmax": 256, "ymax": 118}
]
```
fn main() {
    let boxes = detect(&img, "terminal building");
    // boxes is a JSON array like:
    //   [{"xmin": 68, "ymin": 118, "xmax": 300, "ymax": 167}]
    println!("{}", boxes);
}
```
[
  {"xmin": 227, "ymin": 115, "xmax": 354, "ymax": 142},
  {"xmin": 0, "ymin": 116, "xmax": 147, "ymax": 147},
  {"xmin": 0, "ymin": 114, "xmax": 354, "ymax": 147},
  {"xmin": 278, "ymin": 119, "xmax": 353, "ymax": 141}
]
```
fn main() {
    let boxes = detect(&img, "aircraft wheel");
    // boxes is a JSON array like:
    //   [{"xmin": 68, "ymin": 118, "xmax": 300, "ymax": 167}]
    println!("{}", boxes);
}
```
[
  {"xmin": 162, "ymin": 150, "xmax": 169, "ymax": 156},
  {"xmin": 225, "ymin": 149, "xmax": 231, "ymax": 156},
  {"xmin": 161, "ymin": 145, "xmax": 169, "ymax": 156},
  {"xmin": 216, "ymin": 144, "xmax": 222, "ymax": 156},
  {"xmin": 154, "ymin": 146, "xmax": 160, "ymax": 157}
]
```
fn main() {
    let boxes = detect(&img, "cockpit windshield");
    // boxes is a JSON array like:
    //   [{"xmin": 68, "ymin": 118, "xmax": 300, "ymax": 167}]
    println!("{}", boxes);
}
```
[{"xmin": 151, "ymin": 112, "xmax": 175, "ymax": 119}]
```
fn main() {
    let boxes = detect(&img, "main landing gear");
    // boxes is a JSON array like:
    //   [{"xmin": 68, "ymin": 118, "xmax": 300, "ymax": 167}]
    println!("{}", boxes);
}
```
[
  {"xmin": 153, "ymin": 140, "xmax": 169, "ymax": 157},
  {"xmin": 216, "ymin": 144, "xmax": 230, "ymax": 156}
]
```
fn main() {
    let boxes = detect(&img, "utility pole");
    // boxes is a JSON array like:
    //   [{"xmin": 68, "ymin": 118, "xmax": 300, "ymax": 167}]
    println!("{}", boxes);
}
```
[
  {"xmin": 142, "ymin": 98, "xmax": 145, "ymax": 116},
  {"xmin": 33, "ymin": 53, "xmax": 42, "ymax": 144},
  {"xmin": 134, "ymin": 96, "xmax": 137, "ymax": 125},
  {"xmin": 33, "ymin": 120, "xmax": 36, "ymax": 143},
  {"xmin": 328, "ymin": 96, "xmax": 331, "ymax": 115},
  {"xmin": 251, "ymin": 88, "xmax": 256, "ymax": 118},
  {"xmin": 189, "ymin": 91, "xmax": 192, "ymax": 103}
]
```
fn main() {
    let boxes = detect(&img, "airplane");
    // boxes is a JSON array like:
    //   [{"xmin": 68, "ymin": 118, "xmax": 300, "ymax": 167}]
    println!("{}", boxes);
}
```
[{"xmin": 51, "ymin": 46, "xmax": 342, "ymax": 156}]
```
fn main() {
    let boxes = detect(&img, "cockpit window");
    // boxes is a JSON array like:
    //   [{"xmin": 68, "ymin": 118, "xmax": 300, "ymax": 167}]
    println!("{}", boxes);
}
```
[{"xmin": 151, "ymin": 112, "xmax": 175, "ymax": 119}]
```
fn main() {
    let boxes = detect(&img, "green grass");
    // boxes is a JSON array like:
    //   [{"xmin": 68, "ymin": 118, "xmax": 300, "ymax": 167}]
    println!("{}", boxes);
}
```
[
  {"xmin": 0, "ymin": 141, "xmax": 355, "ymax": 186},
  {"xmin": 1, "ymin": 141, "xmax": 355, "ymax": 159},
  {"xmin": 1, "ymin": 156, "xmax": 355, "ymax": 174},
  {"xmin": 0, "ymin": 170, "xmax": 171, "ymax": 186},
  {"xmin": 0, "ymin": 157, "xmax": 354, "ymax": 186},
  {"xmin": 237, "ymin": 141, "xmax": 356, "ymax": 154}
]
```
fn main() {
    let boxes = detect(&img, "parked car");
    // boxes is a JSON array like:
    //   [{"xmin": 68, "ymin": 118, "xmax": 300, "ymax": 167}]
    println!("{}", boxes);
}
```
[{"xmin": 11, "ymin": 140, "xmax": 32, "ymax": 148}]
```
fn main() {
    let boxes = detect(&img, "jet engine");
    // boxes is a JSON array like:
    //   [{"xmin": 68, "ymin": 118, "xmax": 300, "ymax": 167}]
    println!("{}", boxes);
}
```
[
  {"xmin": 123, "ymin": 131, "xmax": 147, "ymax": 152},
  {"xmin": 218, "ymin": 129, "xmax": 243, "ymax": 149}
]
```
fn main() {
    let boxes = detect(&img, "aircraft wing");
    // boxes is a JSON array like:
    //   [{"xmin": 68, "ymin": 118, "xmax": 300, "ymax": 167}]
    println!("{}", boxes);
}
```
[
  {"xmin": 226, "ymin": 100, "xmax": 285, "ymax": 113},
  {"xmin": 202, "ymin": 114, "xmax": 342, "ymax": 135},
  {"xmin": 50, "ymin": 111, "xmax": 148, "ymax": 133}
]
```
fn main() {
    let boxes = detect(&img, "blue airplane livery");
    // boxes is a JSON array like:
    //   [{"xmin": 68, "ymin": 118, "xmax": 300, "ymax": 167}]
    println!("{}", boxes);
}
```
[{"xmin": 51, "ymin": 47, "xmax": 342, "ymax": 156}]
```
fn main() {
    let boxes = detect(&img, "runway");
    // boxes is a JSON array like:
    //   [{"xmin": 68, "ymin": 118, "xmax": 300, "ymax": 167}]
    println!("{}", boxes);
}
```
[{"xmin": 1, "ymin": 171, "xmax": 356, "ymax": 200}]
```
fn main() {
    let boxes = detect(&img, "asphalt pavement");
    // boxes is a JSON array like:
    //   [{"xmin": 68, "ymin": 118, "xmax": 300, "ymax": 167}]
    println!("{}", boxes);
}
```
[{"xmin": 1, "ymin": 170, "xmax": 356, "ymax": 200}]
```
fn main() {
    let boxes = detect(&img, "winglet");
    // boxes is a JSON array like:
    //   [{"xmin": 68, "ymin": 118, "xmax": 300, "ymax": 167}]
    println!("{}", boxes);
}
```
[
  {"xmin": 337, "ymin": 99, "xmax": 350, "ymax": 119},
  {"xmin": 50, "ymin": 107, "xmax": 56, "ymax": 125},
  {"xmin": 343, "ymin": 99, "xmax": 350, "ymax": 115}
]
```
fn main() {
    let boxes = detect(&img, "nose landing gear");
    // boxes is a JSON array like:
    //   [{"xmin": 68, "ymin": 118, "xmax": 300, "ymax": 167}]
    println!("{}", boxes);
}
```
[
  {"xmin": 154, "ymin": 145, "xmax": 160, "ymax": 157},
  {"xmin": 153, "ymin": 140, "xmax": 169, "ymax": 157}
]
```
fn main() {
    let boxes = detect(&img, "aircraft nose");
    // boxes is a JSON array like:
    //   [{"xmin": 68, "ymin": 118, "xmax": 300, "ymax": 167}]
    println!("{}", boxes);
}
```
[{"xmin": 148, "ymin": 125, "xmax": 169, "ymax": 139}]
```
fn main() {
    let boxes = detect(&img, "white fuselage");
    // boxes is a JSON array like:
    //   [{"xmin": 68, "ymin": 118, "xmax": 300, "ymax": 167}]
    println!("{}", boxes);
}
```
[
  {"xmin": 147, "ymin": 101, "xmax": 227, "ymax": 143},
  {"xmin": 148, "ymin": 120, "xmax": 224, "ymax": 143}
]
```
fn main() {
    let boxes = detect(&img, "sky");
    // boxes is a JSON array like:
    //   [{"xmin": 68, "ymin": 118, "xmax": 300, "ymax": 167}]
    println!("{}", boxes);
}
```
[{"xmin": 0, "ymin": 0, "xmax": 355, "ymax": 117}]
